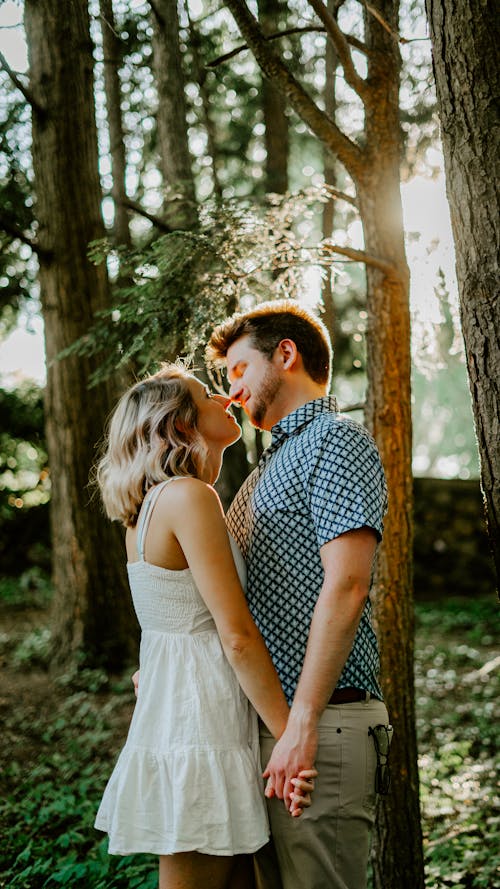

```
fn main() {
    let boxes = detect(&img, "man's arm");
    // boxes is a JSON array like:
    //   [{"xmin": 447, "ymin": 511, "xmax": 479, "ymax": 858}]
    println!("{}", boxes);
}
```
[{"xmin": 263, "ymin": 526, "xmax": 378, "ymax": 806}]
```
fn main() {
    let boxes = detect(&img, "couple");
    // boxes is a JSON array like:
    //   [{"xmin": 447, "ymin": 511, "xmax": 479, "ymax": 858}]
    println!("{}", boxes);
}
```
[{"xmin": 94, "ymin": 300, "xmax": 390, "ymax": 889}]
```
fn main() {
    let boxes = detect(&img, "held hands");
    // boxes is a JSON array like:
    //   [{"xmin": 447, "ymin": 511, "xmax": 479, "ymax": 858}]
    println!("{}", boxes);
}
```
[{"xmin": 263, "ymin": 718, "xmax": 319, "ymax": 817}]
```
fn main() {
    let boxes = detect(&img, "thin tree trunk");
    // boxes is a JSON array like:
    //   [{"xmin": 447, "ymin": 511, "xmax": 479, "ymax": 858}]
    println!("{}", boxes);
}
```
[
  {"xmin": 258, "ymin": 0, "xmax": 289, "ymax": 195},
  {"xmin": 426, "ymin": 0, "xmax": 500, "ymax": 586},
  {"xmin": 24, "ymin": 0, "xmax": 138, "ymax": 669},
  {"xmin": 185, "ymin": 5, "xmax": 223, "ymax": 203},
  {"xmin": 150, "ymin": 0, "xmax": 197, "ymax": 229},
  {"xmin": 321, "ymin": 0, "xmax": 340, "ymax": 350},
  {"xmin": 99, "ymin": 0, "xmax": 132, "ymax": 249}
]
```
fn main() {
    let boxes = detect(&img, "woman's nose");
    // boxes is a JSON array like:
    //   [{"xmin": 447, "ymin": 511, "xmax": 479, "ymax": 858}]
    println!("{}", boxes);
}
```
[{"xmin": 215, "ymin": 394, "xmax": 232, "ymax": 408}]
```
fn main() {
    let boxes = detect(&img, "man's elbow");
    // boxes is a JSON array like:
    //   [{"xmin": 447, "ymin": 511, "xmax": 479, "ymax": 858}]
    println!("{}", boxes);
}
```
[{"xmin": 327, "ymin": 576, "xmax": 371, "ymax": 614}]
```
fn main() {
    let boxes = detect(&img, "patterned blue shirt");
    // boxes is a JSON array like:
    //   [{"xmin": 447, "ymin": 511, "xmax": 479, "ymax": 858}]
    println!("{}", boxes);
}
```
[{"xmin": 226, "ymin": 396, "xmax": 388, "ymax": 705}]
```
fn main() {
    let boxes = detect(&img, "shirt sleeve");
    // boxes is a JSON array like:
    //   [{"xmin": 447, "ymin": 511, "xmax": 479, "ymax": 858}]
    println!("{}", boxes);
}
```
[{"xmin": 308, "ymin": 417, "xmax": 388, "ymax": 547}]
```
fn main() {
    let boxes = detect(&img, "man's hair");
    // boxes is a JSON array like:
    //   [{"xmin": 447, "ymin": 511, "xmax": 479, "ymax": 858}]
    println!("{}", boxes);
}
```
[{"xmin": 206, "ymin": 299, "xmax": 332, "ymax": 385}]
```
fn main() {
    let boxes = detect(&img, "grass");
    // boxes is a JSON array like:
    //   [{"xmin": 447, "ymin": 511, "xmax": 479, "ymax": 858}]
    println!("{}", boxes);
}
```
[{"xmin": 0, "ymin": 579, "xmax": 498, "ymax": 888}]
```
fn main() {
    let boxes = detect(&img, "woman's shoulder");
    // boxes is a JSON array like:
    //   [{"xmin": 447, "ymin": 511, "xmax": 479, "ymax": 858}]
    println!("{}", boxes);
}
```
[{"xmin": 155, "ymin": 476, "xmax": 222, "ymax": 512}]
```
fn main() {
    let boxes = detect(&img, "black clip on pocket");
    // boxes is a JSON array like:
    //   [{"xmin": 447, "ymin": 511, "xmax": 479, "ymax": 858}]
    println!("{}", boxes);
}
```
[{"xmin": 369, "ymin": 724, "xmax": 393, "ymax": 794}]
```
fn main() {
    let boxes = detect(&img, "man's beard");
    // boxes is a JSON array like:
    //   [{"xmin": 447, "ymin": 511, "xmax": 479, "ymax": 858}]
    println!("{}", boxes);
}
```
[{"xmin": 249, "ymin": 365, "xmax": 282, "ymax": 428}]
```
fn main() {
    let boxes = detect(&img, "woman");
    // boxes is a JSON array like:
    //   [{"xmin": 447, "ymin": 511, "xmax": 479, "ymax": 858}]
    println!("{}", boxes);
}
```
[{"xmin": 94, "ymin": 364, "xmax": 314, "ymax": 889}]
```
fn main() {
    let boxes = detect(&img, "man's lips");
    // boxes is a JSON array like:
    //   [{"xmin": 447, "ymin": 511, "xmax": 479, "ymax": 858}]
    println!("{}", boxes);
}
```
[{"xmin": 227, "ymin": 394, "xmax": 249, "ymax": 409}]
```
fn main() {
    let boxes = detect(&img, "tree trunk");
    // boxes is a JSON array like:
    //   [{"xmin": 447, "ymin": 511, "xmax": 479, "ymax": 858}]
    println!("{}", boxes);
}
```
[
  {"xmin": 187, "ymin": 11, "xmax": 223, "ymax": 203},
  {"xmin": 321, "ymin": 0, "xmax": 340, "ymax": 349},
  {"xmin": 24, "ymin": 0, "xmax": 138, "ymax": 669},
  {"xmin": 426, "ymin": 0, "xmax": 500, "ymax": 586},
  {"xmin": 99, "ymin": 0, "xmax": 132, "ymax": 249},
  {"xmin": 150, "ymin": 0, "xmax": 198, "ymax": 229},
  {"xmin": 258, "ymin": 0, "xmax": 289, "ymax": 195},
  {"xmin": 359, "ymin": 5, "xmax": 423, "ymax": 884}
]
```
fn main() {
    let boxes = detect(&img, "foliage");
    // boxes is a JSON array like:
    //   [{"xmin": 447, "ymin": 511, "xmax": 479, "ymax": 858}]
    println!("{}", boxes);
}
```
[
  {"xmin": 0, "ymin": 73, "xmax": 38, "ymax": 336},
  {"xmin": 0, "ymin": 383, "xmax": 50, "ymax": 576},
  {"xmin": 0, "ymin": 0, "xmax": 464, "ymax": 469},
  {"xmin": 0, "ymin": 670, "xmax": 158, "ymax": 888},
  {"xmin": 414, "ymin": 596, "xmax": 500, "ymax": 889},
  {"xmin": 0, "ymin": 593, "xmax": 497, "ymax": 888},
  {"xmin": 60, "ymin": 189, "xmax": 339, "ymax": 384}
]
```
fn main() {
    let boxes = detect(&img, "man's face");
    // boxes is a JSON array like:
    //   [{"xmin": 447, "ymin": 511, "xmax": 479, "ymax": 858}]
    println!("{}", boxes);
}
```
[{"xmin": 226, "ymin": 335, "xmax": 283, "ymax": 430}]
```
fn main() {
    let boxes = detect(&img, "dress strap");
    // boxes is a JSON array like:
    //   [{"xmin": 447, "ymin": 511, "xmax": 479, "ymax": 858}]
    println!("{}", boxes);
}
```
[{"xmin": 136, "ymin": 479, "xmax": 173, "ymax": 561}]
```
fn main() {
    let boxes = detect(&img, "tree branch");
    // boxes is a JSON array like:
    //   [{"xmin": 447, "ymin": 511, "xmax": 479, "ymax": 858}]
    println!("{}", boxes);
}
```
[
  {"xmin": 363, "ymin": 2, "xmax": 404, "ymax": 44},
  {"xmin": 307, "ymin": 0, "xmax": 370, "ymax": 100},
  {"xmin": 323, "ymin": 185, "xmax": 358, "ymax": 208},
  {"xmin": 207, "ymin": 25, "xmax": 368, "ymax": 68},
  {"xmin": 121, "ymin": 198, "xmax": 173, "ymax": 233},
  {"xmin": 0, "ymin": 51, "xmax": 45, "ymax": 115},
  {"xmin": 321, "ymin": 241, "xmax": 398, "ymax": 276},
  {"xmin": 224, "ymin": 0, "xmax": 363, "ymax": 177},
  {"xmin": 0, "ymin": 212, "xmax": 50, "ymax": 258},
  {"xmin": 345, "ymin": 32, "xmax": 369, "ymax": 55}
]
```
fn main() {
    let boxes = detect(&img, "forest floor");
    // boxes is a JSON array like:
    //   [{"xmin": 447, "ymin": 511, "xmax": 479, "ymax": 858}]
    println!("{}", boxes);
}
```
[{"xmin": 0, "ymin": 579, "xmax": 499, "ymax": 889}]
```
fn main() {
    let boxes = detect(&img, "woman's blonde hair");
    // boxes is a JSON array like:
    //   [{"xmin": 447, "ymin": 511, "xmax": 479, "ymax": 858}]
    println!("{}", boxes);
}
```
[{"xmin": 96, "ymin": 364, "xmax": 207, "ymax": 527}]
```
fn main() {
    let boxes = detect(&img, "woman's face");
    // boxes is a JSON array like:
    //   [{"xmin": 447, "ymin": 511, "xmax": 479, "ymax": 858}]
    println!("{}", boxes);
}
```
[{"xmin": 186, "ymin": 377, "xmax": 242, "ymax": 451}]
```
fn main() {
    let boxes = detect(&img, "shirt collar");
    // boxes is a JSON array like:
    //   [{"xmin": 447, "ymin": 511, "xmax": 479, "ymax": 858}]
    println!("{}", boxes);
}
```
[{"xmin": 270, "ymin": 395, "xmax": 338, "ymax": 445}]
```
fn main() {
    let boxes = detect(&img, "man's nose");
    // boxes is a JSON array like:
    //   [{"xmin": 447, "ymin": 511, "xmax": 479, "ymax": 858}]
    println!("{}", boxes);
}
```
[{"xmin": 229, "ymin": 381, "xmax": 243, "ymax": 402}]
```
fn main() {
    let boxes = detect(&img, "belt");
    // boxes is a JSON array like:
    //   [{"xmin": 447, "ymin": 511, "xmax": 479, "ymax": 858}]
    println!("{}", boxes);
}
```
[{"xmin": 328, "ymin": 687, "xmax": 370, "ymax": 705}]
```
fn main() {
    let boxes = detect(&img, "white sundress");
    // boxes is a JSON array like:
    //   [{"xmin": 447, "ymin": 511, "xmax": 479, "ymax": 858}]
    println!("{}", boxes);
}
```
[{"xmin": 94, "ymin": 478, "xmax": 269, "ymax": 856}]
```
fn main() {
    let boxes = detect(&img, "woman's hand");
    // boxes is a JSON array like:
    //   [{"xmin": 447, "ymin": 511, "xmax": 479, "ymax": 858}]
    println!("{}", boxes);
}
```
[
  {"xmin": 288, "ymin": 768, "xmax": 318, "ymax": 818},
  {"xmin": 132, "ymin": 669, "xmax": 140, "ymax": 697}
]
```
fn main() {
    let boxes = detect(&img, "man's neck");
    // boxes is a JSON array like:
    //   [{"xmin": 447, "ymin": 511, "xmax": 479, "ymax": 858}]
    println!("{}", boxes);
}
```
[{"xmin": 264, "ymin": 379, "xmax": 327, "ymax": 430}]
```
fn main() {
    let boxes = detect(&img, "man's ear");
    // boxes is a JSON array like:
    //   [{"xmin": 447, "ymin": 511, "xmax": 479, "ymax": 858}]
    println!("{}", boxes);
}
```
[{"xmin": 276, "ymin": 338, "xmax": 299, "ymax": 371}]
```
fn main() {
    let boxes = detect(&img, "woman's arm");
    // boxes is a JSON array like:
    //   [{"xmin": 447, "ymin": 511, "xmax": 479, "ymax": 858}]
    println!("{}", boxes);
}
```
[{"xmin": 154, "ymin": 478, "xmax": 289, "ymax": 740}]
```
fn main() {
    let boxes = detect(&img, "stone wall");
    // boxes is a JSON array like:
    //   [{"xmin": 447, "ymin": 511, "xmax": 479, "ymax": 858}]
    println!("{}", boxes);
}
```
[{"xmin": 413, "ymin": 477, "xmax": 496, "ymax": 598}]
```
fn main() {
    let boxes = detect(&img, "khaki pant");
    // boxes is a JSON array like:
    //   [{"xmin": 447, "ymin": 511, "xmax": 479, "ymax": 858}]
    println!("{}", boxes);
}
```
[{"xmin": 255, "ymin": 698, "xmax": 389, "ymax": 889}]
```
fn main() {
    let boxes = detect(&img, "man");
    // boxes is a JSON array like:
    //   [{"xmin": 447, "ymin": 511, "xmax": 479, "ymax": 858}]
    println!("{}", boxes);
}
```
[{"xmin": 206, "ymin": 299, "xmax": 390, "ymax": 889}]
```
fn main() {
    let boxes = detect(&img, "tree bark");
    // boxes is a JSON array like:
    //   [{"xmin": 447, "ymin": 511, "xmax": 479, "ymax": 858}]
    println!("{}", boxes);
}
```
[
  {"xmin": 24, "ymin": 0, "xmax": 138, "ymax": 669},
  {"xmin": 258, "ymin": 0, "xmax": 289, "ymax": 195},
  {"xmin": 358, "ymin": 5, "xmax": 422, "ymax": 883},
  {"xmin": 223, "ymin": 2, "xmax": 424, "ymax": 885},
  {"xmin": 99, "ymin": 0, "xmax": 132, "ymax": 249},
  {"xmin": 186, "ymin": 10, "xmax": 223, "ymax": 203},
  {"xmin": 149, "ymin": 0, "xmax": 197, "ymax": 229},
  {"xmin": 321, "ymin": 0, "xmax": 341, "ymax": 349},
  {"xmin": 426, "ymin": 0, "xmax": 500, "ymax": 586}
]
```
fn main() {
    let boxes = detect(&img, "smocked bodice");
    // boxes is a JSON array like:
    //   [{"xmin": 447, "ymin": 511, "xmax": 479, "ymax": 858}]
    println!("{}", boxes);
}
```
[
  {"xmin": 127, "ymin": 562, "xmax": 217, "ymax": 634},
  {"xmin": 126, "ymin": 478, "xmax": 246, "ymax": 635}
]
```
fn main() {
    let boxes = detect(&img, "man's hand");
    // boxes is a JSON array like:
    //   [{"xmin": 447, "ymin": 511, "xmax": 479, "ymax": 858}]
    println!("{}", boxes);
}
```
[
  {"xmin": 262, "ymin": 715, "xmax": 318, "ymax": 811},
  {"xmin": 132, "ymin": 669, "xmax": 140, "ymax": 697}
]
